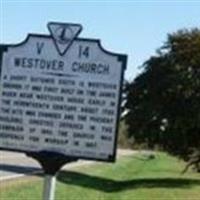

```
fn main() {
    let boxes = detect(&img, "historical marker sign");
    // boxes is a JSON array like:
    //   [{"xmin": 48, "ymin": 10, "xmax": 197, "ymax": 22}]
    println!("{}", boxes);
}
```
[{"xmin": 0, "ymin": 22, "xmax": 127, "ymax": 162}]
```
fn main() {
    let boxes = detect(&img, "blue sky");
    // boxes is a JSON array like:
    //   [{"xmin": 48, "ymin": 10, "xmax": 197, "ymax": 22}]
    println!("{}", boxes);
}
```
[{"xmin": 1, "ymin": 0, "xmax": 200, "ymax": 81}]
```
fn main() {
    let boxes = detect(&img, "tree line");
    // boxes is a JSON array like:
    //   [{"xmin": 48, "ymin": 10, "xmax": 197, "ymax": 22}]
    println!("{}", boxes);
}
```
[{"xmin": 124, "ymin": 28, "xmax": 200, "ymax": 172}]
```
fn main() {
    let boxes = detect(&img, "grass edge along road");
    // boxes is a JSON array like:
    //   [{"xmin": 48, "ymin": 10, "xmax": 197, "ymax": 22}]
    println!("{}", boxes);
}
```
[{"xmin": 0, "ymin": 152, "xmax": 200, "ymax": 200}]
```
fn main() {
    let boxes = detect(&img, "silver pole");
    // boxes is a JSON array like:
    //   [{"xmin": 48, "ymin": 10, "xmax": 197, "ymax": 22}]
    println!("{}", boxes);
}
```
[{"xmin": 43, "ymin": 175, "xmax": 56, "ymax": 200}]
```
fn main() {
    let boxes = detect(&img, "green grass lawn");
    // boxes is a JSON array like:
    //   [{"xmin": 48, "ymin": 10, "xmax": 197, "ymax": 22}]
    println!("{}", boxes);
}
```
[{"xmin": 0, "ymin": 152, "xmax": 200, "ymax": 200}]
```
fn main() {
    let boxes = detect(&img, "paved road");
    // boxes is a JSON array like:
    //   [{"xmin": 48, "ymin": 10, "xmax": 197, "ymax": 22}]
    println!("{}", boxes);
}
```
[
  {"xmin": 0, "ymin": 151, "xmax": 41, "ymax": 181},
  {"xmin": 0, "ymin": 149, "xmax": 135, "ymax": 182}
]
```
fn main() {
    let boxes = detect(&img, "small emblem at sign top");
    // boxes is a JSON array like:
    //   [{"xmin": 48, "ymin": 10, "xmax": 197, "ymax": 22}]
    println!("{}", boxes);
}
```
[
  {"xmin": 48, "ymin": 22, "xmax": 82, "ymax": 55},
  {"xmin": 55, "ymin": 26, "xmax": 74, "ymax": 44}
]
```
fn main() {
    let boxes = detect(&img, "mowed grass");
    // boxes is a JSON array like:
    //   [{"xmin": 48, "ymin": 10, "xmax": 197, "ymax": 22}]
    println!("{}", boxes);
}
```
[{"xmin": 0, "ymin": 152, "xmax": 200, "ymax": 200}]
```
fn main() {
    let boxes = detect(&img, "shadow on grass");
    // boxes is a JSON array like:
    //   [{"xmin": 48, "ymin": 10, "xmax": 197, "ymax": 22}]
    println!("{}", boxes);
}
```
[{"xmin": 58, "ymin": 171, "xmax": 200, "ymax": 193}]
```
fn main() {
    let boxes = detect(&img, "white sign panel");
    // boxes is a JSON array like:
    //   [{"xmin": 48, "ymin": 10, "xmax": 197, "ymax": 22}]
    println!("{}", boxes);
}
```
[{"xmin": 0, "ymin": 23, "xmax": 127, "ymax": 161}]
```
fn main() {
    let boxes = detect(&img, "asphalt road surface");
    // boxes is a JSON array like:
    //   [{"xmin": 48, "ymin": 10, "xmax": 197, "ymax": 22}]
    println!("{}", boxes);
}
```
[
  {"xmin": 0, "ymin": 149, "xmax": 135, "ymax": 182},
  {"xmin": 0, "ymin": 151, "xmax": 41, "ymax": 181}
]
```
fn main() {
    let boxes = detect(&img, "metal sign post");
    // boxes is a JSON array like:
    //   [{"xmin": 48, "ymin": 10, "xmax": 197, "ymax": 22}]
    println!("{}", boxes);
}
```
[
  {"xmin": 43, "ymin": 175, "xmax": 56, "ymax": 200},
  {"xmin": 26, "ymin": 152, "xmax": 77, "ymax": 200},
  {"xmin": 0, "ymin": 22, "xmax": 127, "ymax": 200}
]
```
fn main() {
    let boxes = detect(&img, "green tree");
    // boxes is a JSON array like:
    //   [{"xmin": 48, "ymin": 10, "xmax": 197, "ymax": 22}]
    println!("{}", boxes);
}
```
[{"xmin": 125, "ymin": 28, "xmax": 200, "ymax": 168}]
